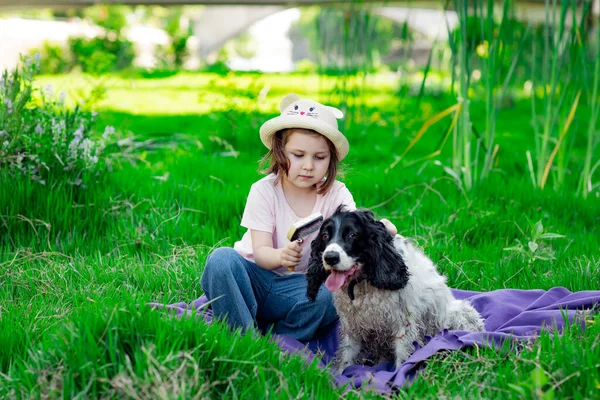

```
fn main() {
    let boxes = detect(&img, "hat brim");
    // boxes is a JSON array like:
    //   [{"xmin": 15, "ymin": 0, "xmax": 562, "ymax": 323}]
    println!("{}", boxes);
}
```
[{"xmin": 259, "ymin": 115, "xmax": 349, "ymax": 161}]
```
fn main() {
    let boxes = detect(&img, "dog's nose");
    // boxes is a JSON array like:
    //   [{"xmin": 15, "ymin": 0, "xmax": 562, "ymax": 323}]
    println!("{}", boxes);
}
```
[{"xmin": 324, "ymin": 251, "xmax": 340, "ymax": 266}]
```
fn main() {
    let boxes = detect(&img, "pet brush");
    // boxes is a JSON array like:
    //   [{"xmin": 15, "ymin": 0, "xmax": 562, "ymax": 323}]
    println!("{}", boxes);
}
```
[{"xmin": 286, "ymin": 212, "xmax": 324, "ymax": 270}]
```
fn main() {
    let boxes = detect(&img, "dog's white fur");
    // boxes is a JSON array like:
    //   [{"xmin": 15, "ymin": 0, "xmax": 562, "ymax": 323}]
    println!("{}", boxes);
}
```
[
  {"xmin": 323, "ymin": 243, "xmax": 356, "ymax": 272},
  {"xmin": 332, "ymin": 235, "xmax": 485, "ymax": 371}
]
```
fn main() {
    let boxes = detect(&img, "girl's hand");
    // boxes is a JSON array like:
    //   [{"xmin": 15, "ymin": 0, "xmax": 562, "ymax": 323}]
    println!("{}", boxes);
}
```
[
  {"xmin": 380, "ymin": 218, "xmax": 397, "ymax": 236},
  {"xmin": 279, "ymin": 240, "xmax": 303, "ymax": 269}
]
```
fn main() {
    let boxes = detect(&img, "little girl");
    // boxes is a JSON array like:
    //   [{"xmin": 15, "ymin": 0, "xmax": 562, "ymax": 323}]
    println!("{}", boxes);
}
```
[{"xmin": 200, "ymin": 93, "xmax": 396, "ymax": 341}]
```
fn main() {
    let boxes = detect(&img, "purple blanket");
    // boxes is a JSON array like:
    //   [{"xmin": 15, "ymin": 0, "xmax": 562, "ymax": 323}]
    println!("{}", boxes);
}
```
[{"xmin": 150, "ymin": 287, "xmax": 600, "ymax": 393}]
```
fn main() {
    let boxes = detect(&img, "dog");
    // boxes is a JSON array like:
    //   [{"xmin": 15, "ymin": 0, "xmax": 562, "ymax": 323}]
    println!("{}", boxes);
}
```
[{"xmin": 306, "ymin": 207, "xmax": 485, "ymax": 371}]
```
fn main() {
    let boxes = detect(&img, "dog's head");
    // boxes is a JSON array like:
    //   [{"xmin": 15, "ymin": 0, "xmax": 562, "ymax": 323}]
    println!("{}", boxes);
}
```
[{"xmin": 305, "ymin": 206, "xmax": 409, "ymax": 301}]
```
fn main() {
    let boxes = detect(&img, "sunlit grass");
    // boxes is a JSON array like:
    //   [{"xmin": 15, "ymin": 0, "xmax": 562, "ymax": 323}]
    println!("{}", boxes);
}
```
[{"xmin": 1, "ymin": 69, "xmax": 599, "ymax": 398}]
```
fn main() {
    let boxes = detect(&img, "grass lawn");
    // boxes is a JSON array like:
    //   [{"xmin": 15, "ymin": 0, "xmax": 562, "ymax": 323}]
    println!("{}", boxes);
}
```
[{"xmin": 1, "ymin": 71, "xmax": 599, "ymax": 398}]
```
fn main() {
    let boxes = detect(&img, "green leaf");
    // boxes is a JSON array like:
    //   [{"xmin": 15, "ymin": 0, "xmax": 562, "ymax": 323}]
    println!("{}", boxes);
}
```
[
  {"xmin": 528, "ymin": 241, "xmax": 539, "ymax": 253},
  {"xmin": 503, "ymin": 246, "xmax": 523, "ymax": 252},
  {"xmin": 542, "ymin": 387, "xmax": 555, "ymax": 400},
  {"xmin": 531, "ymin": 367, "xmax": 549, "ymax": 387},
  {"xmin": 534, "ymin": 220, "xmax": 544, "ymax": 236},
  {"xmin": 539, "ymin": 233, "xmax": 566, "ymax": 239},
  {"xmin": 508, "ymin": 383, "xmax": 528, "ymax": 395}
]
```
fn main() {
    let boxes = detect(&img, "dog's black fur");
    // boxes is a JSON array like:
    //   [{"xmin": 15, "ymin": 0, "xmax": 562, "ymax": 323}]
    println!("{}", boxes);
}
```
[{"xmin": 306, "ymin": 207, "xmax": 409, "ymax": 301}]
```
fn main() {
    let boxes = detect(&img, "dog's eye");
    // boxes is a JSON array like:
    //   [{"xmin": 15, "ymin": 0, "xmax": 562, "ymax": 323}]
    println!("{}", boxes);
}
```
[
  {"xmin": 321, "ymin": 232, "xmax": 329, "ymax": 241},
  {"xmin": 348, "ymin": 232, "xmax": 358, "ymax": 239}
]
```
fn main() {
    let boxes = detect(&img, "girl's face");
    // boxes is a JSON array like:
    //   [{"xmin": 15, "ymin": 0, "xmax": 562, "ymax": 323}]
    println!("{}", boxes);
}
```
[{"xmin": 283, "ymin": 131, "xmax": 331, "ymax": 190}]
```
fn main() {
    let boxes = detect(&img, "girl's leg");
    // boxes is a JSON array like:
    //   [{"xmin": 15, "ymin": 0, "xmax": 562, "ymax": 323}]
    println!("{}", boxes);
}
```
[
  {"xmin": 261, "ymin": 274, "xmax": 338, "ymax": 341},
  {"xmin": 200, "ymin": 247, "xmax": 276, "ymax": 333}
]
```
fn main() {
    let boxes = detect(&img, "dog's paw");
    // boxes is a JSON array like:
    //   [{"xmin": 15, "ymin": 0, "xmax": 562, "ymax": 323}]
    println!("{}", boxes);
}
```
[
  {"xmin": 393, "ymin": 343, "xmax": 414, "ymax": 367},
  {"xmin": 448, "ymin": 299, "xmax": 486, "ymax": 332},
  {"xmin": 331, "ymin": 357, "xmax": 351, "ymax": 375}
]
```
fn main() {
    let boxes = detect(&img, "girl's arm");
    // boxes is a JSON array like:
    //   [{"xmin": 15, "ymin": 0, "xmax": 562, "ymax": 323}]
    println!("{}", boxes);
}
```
[
  {"xmin": 380, "ymin": 218, "xmax": 398, "ymax": 236},
  {"xmin": 251, "ymin": 230, "xmax": 302, "ymax": 270}
]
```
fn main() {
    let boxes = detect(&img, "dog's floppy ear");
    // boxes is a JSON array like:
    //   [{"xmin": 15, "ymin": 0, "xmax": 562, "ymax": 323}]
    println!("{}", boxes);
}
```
[
  {"xmin": 361, "ymin": 214, "xmax": 409, "ymax": 291},
  {"xmin": 306, "ymin": 231, "xmax": 328, "ymax": 301}
]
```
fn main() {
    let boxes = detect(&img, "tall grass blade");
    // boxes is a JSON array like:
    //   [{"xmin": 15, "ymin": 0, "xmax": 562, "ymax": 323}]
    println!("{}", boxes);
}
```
[
  {"xmin": 540, "ymin": 90, "xmax": 581, "ymax": 189},
  {"xmin": 526, "ymin": 151, "xmax": 537, "ymax": 187},
  {"xmin": 578, "ymin": 21, "xmax": 600, "ymax": 198},
  {"xmin": 388, "ymin": 103, "xmax": 461, "ymax": 171},
  {"xmin": 388, "ymin": 103, "xmax": 460, "ymax": 170}
]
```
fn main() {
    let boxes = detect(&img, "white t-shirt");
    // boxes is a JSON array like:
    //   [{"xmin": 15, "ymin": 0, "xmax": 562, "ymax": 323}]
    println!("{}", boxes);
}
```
[{"xmin": 233, "ymin": 174, "xmax": 356, "ymax": 275}]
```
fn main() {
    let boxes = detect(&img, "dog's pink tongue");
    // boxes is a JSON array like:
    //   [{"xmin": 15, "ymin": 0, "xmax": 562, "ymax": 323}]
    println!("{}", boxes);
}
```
[{"xmin": 325, "ymin": 271, "xmax": 347, "ymax": 292}]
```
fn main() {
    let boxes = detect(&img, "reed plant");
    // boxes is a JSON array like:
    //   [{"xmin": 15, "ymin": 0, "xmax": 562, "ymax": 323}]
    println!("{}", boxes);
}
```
[
  {"xmin": 448, "ymin": 0, "xmax": 533, "ymax": 190},
  {"xmin": 388, "ymin": 0, "xmax": 526, "ymax": 190},
  {"xmin": 526, "ymin": 0, "xmax": 589, "ymax": 191},
  {"xmin": 315, "ymin": 5, "xmax": 369, "ymax": 129},
  {"xmin": 577, "ymin": 18, "xmax": 600, "ymax": 198},
  {"xmin": 390, "ymin": 0, "xmax": 596, "ymax": 196}
]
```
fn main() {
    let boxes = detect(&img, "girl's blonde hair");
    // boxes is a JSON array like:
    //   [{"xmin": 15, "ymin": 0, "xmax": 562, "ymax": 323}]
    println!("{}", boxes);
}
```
[{"xmin": 259, "ymin": 128, "xmax": 340, "ymax": 195}]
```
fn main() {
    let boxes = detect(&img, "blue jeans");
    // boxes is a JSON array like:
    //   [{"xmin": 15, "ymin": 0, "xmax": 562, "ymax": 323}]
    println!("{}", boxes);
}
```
[{"xmin": 200, "ymin": 247, "xmax": 338, "ymax": 341}]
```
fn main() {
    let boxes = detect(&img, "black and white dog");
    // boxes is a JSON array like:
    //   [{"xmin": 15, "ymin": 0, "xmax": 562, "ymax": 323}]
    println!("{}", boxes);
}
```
[{"xmin": 306, "ymin": 207, "xmax": 484, "ymax": 371}]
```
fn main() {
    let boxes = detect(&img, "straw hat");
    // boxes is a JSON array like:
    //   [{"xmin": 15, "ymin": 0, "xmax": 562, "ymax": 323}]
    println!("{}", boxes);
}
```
[{"xmin": 259, "ymin": 93, "xmax": 349, "ymax": 161}]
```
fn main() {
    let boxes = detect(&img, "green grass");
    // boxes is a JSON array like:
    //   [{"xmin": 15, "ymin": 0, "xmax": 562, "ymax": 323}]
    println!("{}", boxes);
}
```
[{"xmin": 1, "ymin": 71, "xmax": 599, "ymax": 398}]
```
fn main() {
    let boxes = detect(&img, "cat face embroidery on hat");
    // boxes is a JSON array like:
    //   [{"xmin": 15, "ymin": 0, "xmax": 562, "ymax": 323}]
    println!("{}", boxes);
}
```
[
  {"xmin": 278, "ymin": 94, "xmax": 344, "ymax": 126},
  {"xmin": 285, "ymin": 100, "xmax": 320, "ymax": 119},
  {"xmin": 259, "ymin": 93, "xmax": 349, "ymax": 160}
]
